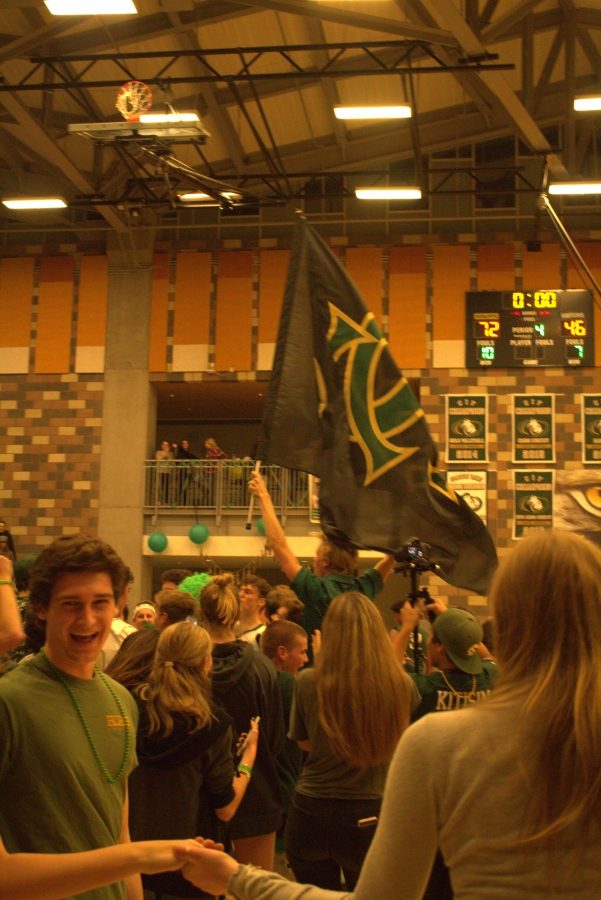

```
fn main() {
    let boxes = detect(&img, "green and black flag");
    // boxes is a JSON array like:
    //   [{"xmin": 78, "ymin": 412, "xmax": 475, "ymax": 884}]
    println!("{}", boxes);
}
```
[{"xmin": 256, "ymin": 221, "xmax": 497, "ymax": 594}]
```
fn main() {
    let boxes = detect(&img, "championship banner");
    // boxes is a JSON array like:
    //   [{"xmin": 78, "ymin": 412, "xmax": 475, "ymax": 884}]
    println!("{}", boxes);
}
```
[
  {"xmin": 513, "ymin": 470, "xmax": 554, "ymax": 539},
  {"xmin": 446, "ymin": 471, "xmax": 488, "ymax": 523},
  {"xmin": 511, "ymin": 394, "xmax": 555, "ymax": 463},
  {"xmin": 582, "ymin": 395, "xmax": 601, "ymax": 464},
  {"xmin": 445, "ymin": 395, "xmax": 488, "ymax": 464}
]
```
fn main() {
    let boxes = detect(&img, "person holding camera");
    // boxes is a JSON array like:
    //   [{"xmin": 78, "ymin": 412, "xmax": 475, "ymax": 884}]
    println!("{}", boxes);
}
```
[{"xmin": 394, "ymin": 601, "xmax": 497, "ymax": 721}]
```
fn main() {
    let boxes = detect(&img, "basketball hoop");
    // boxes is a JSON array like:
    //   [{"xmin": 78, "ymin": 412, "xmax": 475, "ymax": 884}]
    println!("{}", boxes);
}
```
[{"xmin": 115, "ymin": 81, "xmax": 153, "ymax": 121}]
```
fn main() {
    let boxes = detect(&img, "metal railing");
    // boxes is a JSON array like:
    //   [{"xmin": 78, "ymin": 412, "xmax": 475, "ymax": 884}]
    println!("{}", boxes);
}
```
[{"xmin": 144, "ymin": 459, "xmax": 309, "ymax": 513}]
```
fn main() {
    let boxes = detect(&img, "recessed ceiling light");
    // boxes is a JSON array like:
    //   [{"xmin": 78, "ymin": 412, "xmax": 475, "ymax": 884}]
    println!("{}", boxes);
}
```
[
  {"xmin": 45, "ymin": 0, "xmax": 137, "ymax": 13},
  {"xmin": 573, "ymin": 96, "xmax": 601, "ymax": 111},
  {"xmin": 548, "ymin": 182, "xmax": 601, "ymax": 195},
  {"xmin": 355, "ymin": 187, "xmax": 422, "ymax": 200},
  {"xmin": 2, "ymin": 198, "xmax": 67, "ymax": 209},
  {"xmin": 334, "ymin": 105, "xmax": 411, "ymax": 120}
]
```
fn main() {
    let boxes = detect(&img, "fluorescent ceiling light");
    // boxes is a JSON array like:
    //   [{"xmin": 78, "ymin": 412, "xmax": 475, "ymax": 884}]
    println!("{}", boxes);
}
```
[
  {"xmin": 178, "ymin": 191, "xmax": 242, "ymax": 203},
  {"xmin": 548, "ymin": 182, "xmax": 601, "ymax": 195},
  {"xmin": 355, "ymin": 187, "xmax": 422, "ymax": 200},
  {"xmin": 335, "ymin": 105, "xmax": 411, "ymax": 120},
  {"xmin": 139, "ymin": 112, "xmax": 200, "ymax": 124},
  {"xmin": 573, "ymin": 96, "xmax": 601, "ymax": 111},
  {"xmin": 45, "ymin": 0, "xmax": 137, "ymax": 12},
  {"xmin": 2, "ymin": 198, "xmax": 67, "ymax": 209}
]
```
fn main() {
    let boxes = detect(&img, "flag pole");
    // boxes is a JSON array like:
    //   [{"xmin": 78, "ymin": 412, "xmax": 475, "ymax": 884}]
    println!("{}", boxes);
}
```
[{"xmin": 245, "ymin": 460, "xmax": 262, "ymax": 530}]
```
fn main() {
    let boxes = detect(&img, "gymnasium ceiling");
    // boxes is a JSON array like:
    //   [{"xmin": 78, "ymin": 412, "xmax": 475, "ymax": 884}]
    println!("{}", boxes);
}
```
[{"xmin": 0, "ymin": 0, "xmax": 601, "ymax": 238}]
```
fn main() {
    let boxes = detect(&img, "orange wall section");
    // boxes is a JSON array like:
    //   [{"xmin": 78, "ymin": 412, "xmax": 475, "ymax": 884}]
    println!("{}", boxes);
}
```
[
  {"xmin": 173, "ymin": 251, "xmax": 212, "ymax": 345},
  {"xmin": 258, "ymin": 249, "xmax": 288, "ymax": 343},
  {"xmin": 566, "ymin": 242, "xmax": 601, "ymax": 365},
  {"xmin": 215, "ymin": 251, "xmax": 253, "ymax": 371},
  {"xmin": 35, "ymin": 257, "xmax": 74, "ymax": 373},
  {"xmin": 432, "ymin": 245, "xmax": 471, "ymax": 342},
  {"xmin": 388, "ymin": 246, "xmax": 427, "ymax": 369},
  {"xmin": 149, "ymin": 254, "xmax": 170, "ymax": 372},
  {"xmin": 346, "ymin": 247, "xmax": 383, "ymax": 323},
  {"xmin": 0, "ymin": 257, "xmax": 34, "ymax": 348},
  {"xmin": 477, "ymin": 244, "xmax": 515, "ymax": 290},
  {"xmin": 77, "ymin": 256, "xmax": 108, "ymax": 347}
]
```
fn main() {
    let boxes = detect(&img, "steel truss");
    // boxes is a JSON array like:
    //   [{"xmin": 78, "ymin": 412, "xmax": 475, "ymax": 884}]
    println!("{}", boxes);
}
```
[{"xmin": 0, "ymin": 41, "xmax": 512, "ymax": 93}]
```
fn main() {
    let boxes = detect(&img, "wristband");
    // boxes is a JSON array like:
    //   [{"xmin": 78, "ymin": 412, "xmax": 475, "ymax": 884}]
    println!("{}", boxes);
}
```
[
  {"xmin": 238, "ymin": 763, "xmax": 253, "ymax": 778},
  {"xmin": 0, "ymin": 580, "xmax": 14, "ymax": 587}
]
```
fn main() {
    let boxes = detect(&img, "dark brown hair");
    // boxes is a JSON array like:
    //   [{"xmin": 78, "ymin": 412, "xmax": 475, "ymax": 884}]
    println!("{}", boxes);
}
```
[{"xmin": 29, "ymin": 534, "xmax": 128, "ymax": 611}]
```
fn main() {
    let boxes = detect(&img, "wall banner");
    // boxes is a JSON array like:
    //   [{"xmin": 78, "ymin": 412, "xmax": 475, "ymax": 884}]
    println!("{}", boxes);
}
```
[
  {"xmin": 446, "ymin": 470, "xmax": 488, "ymax": 523},
  {"xmin": 445, "ymin": 394, "xmax": 488, "ymax": 463},
  {"xmin": 511, "ymin": 394, "xmax": 555, "ymax": 463},
  {"xmin": 513, "ymin": 470, "xmax": 554, "ymax": 539},
  {"xmin": 582, "ymin": 395, "xmax": 601, "ymax": 464}
]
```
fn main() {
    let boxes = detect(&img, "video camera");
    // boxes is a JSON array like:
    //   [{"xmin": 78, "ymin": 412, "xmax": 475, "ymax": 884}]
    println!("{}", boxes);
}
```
[{"xmin": 394, "ymin": 537, "xmax": 432, "ymax": 571}]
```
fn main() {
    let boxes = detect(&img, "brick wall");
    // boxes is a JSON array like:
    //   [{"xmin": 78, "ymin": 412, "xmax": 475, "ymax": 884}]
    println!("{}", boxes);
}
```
[{"xmin": 0, "ymin": 374, "xmax": 104, "ymax": 554}]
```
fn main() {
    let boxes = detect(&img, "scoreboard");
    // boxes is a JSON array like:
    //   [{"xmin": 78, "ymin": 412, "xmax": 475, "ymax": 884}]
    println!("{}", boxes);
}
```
[{"xmin": 465, "ymin": 290, "xmax": 595, "ymax": 368}]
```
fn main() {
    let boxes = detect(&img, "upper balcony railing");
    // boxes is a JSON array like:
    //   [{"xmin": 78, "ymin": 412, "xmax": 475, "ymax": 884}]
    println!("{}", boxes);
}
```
[{"xmin": 144, "ymin": 459, "xmax": 310, "ymax": 517}]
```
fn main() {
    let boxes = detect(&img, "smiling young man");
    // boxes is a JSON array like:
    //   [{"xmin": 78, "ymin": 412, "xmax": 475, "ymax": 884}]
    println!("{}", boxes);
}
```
[{"xmin": 0, "ymin": 534, "xmax": 142, "ymax": 900}]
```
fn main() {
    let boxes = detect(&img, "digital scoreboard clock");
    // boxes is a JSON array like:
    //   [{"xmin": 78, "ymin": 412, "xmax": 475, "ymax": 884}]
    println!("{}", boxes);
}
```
[{"xmin": 465, "ymin": 290, "xmax": 595, "ymax": 368}]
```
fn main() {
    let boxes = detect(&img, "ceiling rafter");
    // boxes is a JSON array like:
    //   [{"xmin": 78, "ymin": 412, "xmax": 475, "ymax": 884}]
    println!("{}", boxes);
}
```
[
  {"xmin": 423, "ymin": 1, "xmax": 568, "ymax": 177},
  {"xmin": 163, "ymin": 9, "xmax": 246, "ymax": 172},
  {"xmin": 233, "ymin": 0, "xmax": 459, "ymax": 45},
  {"xmin": 0, "ymin": 89, "xmax": 129, "ymax": 232}
]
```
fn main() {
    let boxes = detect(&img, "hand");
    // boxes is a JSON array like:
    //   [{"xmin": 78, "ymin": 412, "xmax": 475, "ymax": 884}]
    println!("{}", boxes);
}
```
[
  {"xmin": 137, "ymin": 840, "xmax": 193, "ymax": 874},
  {"xmin": 311, "ymin": 629, "xmax": 322, "ymax": 658},
  {"xmin": 426, "ymin": 599, "xmax": 448, "ymax": 617},
  {"xmin": 248, "ymin": 472, "xmax": 268, "ymax": 498},
  {"xmin": 236, "ymin": 716, "xmax": 260, "ymax": 759},
  {"xmin": 400, "ymin": 601, "xmax": 420, "ymax": 630},
  {"xmin": 182, "ymin": 845, "xmax": 239, "ymax": 896}
]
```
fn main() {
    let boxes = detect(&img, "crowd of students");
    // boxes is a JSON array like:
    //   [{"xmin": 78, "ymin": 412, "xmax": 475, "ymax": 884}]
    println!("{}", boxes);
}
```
[{"xmin": 0, "ymin": 475, "xmax": 600, "ymax": 899}]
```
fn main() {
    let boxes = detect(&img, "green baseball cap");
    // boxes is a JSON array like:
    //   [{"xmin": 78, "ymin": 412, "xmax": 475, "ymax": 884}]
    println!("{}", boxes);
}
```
[{"xmin": 432, "ymin": 608, "xmax": 483, "ymax": 675}]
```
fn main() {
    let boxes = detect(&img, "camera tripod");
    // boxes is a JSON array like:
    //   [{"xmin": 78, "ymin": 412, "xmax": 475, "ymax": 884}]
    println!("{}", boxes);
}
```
[{"xmin": 394, "ymin": 552, "xmax": 440, "ymax": 675}]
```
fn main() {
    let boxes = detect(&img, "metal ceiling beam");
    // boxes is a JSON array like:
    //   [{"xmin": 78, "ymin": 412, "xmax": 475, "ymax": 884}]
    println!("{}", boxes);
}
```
[
  {"xmin": 423, "ymin": 1, "xmax": 569, "ymax": 178},
  {"xmin": 233, "ymin": 0, "xmax": 459, "ymax": 45},
  {"xmin": 479, "ymin": 0, "xmax": 546, "ymax": 43},
  {"xmin": 0, "ymin": 42, "xmax": 511, "ymax": 94},
  {"xmin": 0, "ymin": 90, "xmax": 129, "ymax": 232}
]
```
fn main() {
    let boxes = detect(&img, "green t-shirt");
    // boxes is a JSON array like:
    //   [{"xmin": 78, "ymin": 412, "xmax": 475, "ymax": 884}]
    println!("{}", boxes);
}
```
[
  {"xmin": 0, "ymin": 653, "xmax": 138, "ymax": 900},
  {"xmin": 289, "ymin": 668, "xmax": 387, "ymax": 800},
  {"xmin": 291, "ymin": 567, "xmax": 383, "ymax": 646},
  {"xmin": 410, "ymin": 660, "xmax": 498, "ymax": 721}
]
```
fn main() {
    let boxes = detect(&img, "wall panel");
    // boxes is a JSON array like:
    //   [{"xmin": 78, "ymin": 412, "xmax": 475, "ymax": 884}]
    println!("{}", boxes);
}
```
[
  {"xmin": 173, "ymin": 251, "xmax": 212, "ymax": 372},
  {"xmin": 35, "ymin": 257, "xmax": 73, "ymax": 374},
  {"xmin": 388, "ymin": 246, "xmax": 427, "ymax": 369},
  {"xmin": 215, "ymin": 251, "xmax": 253, "ymax": 371},
  {"xmin": 0, "ymin": 258, "xmax": 34, "ymax": 373},
  {"xmin": 76, "ymin": 256, "xmax": 108, "ymax": 373}
]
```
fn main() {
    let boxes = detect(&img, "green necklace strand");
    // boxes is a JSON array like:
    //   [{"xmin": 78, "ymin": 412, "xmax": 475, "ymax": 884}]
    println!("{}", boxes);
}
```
[{"xmin": 41, "ymin": 650, "xmax": 131, "ymax": 785}]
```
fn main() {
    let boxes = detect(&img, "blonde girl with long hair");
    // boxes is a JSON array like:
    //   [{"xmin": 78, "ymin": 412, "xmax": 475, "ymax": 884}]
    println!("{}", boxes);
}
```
[
  {"xmin": 128, "ymin": 621, "xmax": 258, "ymax": 899},
  {"xmin": 199, "ymin": 573, "xmax": 285, "ymax": 872},
  {"xmin": 283, "ymin": 591, "xmax": 413, "ymax": 891},
  {"xmin": 180, "ymin": 530, "xmax": 601, "ymax": 899}
]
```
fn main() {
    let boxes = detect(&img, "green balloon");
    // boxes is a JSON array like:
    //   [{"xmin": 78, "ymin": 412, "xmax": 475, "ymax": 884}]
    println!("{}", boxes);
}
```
[
  {"xmin": 189, "ymin": 523, "xmax": 210, "ymax": 544},
  {"xmin": 147, "ymin": 532, "xmax": 168, "ymax": 552}
]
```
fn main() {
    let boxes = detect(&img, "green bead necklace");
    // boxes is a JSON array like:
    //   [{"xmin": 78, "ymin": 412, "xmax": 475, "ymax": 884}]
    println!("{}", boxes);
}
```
[{"xmin": 41, "ymin": 650, "xmax": 131, "ymax": 785}]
